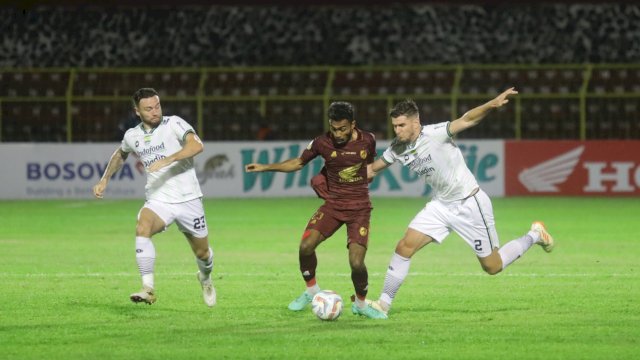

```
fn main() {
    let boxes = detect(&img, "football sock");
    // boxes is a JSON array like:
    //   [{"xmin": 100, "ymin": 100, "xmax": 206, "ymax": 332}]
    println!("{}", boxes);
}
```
[
  {"xmin": 379, "ymin": 252, "xmax": 411, "ymax": 310},
  {"xmin": 306, "ymin": 283, "xmax": 320, "ymax": 296},
  {"xmin": 135, "ymin": 236, "xmax": 156, "ymax": 289},
  {"xmin": 498, "ymin": 232, "xmax": 536, "ymax": 269},
  {"xmin": 299, "ymin": 251, "xmax": 317, "ymax": 282},
  {"xmin": 196, "ymin": 247, "xmax": 214, "ymax": 278},
  {"xmin": 351, "ymin": 268, "xmax": 369, "ymax": 301}
]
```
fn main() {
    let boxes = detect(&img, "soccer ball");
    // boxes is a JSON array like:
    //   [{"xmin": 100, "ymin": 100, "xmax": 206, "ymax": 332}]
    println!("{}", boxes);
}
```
[{"xmin": 311, "ymin": 290, "xmax": 343, "ymax": 321}]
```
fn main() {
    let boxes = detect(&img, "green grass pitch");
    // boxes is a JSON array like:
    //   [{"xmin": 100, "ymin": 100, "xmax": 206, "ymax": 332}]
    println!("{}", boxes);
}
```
[{"xmin": 0, "ymin": 197, "xmax": 638, "ymax": 359}]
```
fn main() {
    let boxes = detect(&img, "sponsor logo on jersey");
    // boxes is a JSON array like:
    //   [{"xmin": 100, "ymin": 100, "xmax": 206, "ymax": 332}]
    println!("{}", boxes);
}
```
[
  {"xmin": 409, "ymin": 156, "xmax": 435, "ymax": 176},
  {"xmin": 138, "ymin": 142, "xmax": 166, "ymax": 157},
  {"xmin": 142, "ymin": 154, "xmax": 166, "ymax": 168},
  {"xmin": 338, "ymin": 163, "xmax": 363, "ymax": 183}
]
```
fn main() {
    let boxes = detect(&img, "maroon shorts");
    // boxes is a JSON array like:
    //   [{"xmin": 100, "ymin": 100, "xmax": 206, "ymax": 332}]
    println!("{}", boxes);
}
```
[{"xmin": 305, "ymin": 203, "xmax": 372, "ymax": 247}]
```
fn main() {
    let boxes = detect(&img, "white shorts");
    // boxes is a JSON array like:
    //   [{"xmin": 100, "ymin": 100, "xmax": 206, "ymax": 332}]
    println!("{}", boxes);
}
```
[
  {"xmin": 139, "ymin": 197, "xmax": 209, "ymax": 238},
  {"xmin": 408, "ymin": 189, "xmax": 499, "ymax": 258}
]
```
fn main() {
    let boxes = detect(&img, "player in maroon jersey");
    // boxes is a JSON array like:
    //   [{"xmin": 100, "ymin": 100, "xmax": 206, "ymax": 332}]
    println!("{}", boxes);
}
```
[{"xmin": 244, "ymin": 101, "xmax": 387, "ymax": 319}]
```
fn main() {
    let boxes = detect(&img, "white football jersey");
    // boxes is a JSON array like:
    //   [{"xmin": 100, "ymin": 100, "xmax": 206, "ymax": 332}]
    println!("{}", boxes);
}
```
[
  {"xmin": 382, "ymin": 122, "xmax": 478, "ymax": 202},
  {"xmin": 121, "ymin": 115, "xmax": 202, "ymax": 203}
]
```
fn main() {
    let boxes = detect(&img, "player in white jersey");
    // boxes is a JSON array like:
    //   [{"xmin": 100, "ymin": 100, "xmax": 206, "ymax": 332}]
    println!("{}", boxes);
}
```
[
  {"xmin": 92, "ymin": 88, "xmax": 216, "ymax": 307},
  {"xmin": 368, "ymin": 88, "xmax": 554, "ymax": 316}
]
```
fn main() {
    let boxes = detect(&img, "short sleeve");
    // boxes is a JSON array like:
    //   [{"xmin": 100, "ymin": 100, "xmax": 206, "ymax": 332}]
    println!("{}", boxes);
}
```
[
  {"xmin": 381, "ymin": 147, "xmax": 397, "ymax": 164},
  {"xmin": 299, "ymin": 138, "xmax": 320, "ymax": 165},
  {"xmin": 169, "ymin": 116, "xmax": 195, "ymax": 142},
  {"xmin": 426, "ymin": 121, "xmax": 451, "ymax": 142},
  {"xmin": 367, "ymin": 133, "xmax": 377, "ymax": 164},
  {"xmin": 120, "ymin": 130, "xmax": 133, "ymax": 153}
]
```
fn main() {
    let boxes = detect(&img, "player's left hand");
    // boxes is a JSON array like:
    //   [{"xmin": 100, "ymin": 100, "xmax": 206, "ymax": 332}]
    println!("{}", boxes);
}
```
[
  {"xmin": 244, "ymin": 163, "xmax": 267, "ymax": 172},
  {"xmin": 491, "ymin": 87, "xmax": 518, "ymax": 108},
  {"xmin": 148, "ymin": 158, "xmax": 173, "ymax": 172}
]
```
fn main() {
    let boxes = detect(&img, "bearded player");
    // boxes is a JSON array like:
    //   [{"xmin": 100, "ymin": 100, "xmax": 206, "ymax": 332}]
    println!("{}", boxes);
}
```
[
  {"xmin": 244, "ymin": 101, "xmax": 387, "ymax": 319},
  {"xmin": 93, "ymin": 88, "xmax": 216, "ymax": 307}
]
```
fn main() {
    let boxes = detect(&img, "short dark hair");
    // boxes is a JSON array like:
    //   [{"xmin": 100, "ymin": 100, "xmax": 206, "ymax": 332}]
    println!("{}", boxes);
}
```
[
  {"xmin": 328, "ymin": 101, "xmax": 355, "ymax": 122},
  {"xmin": 389, "ymin": 99, "xmax": 419, "ymax": 119},
  {"xmin": 132, "ymin": 88, "xmax": 159, "ymax": 107}
]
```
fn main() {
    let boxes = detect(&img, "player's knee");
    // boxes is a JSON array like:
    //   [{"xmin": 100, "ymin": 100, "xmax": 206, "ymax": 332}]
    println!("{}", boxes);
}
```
[
  {"xmin": 482, "ymin": 263, "xmax": 502, "ymax": 275},
  {"xmin": 299, "ymin": 240, "xmax": 316, "ymax": 255},
  {"xmin": 395, "ymin": 240, "xmax": 415, "ymax": 258},
  {"xmin": 194, "ymin": 247, "xmax": 209, "ymax": 260},
  {"xmin": 135, "ymin": 222, "xmax": 152, "ymax": 237},
  {"xmin": 299, "ymin": 230, "xmax": 321, "ymax": 255},
  {"xmin": 349, "ymin": 258, "xmax": 366, "ymax": 272}
]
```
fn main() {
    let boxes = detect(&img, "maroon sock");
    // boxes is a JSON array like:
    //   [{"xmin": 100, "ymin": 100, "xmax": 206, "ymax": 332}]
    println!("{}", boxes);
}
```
[
  {"xmin": 351, "ymin": 268, "xmax": 369, "ymax": 298},
  {"xmin": 299, "ymin": 251, "xmax": 317, "ymax": 282}
]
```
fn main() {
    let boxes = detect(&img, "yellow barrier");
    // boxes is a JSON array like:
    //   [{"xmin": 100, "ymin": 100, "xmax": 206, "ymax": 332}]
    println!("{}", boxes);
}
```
[{"xmin": 0, "ymin": 64, "xmax": 638, "ymax": 142}]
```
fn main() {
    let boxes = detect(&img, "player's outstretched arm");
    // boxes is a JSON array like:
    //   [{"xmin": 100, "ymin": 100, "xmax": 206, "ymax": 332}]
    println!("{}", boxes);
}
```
[
  {"xmin": 245, "ymin": 158, "xmax": 304, "ymax": 173},
  {"xmin": 148, "ymin": 132, "xmax": 203, "ymax": 173},
  {"xmin": 367, "ymin": 158, "xmax": 390, "ymax": 179},
  {"xmin": 93, "ymin": 147, "xmax": 128, "ymax": 199},
  {"xmin": 449, "ymin": 87, "xmax": 518, "ymax": 136}
]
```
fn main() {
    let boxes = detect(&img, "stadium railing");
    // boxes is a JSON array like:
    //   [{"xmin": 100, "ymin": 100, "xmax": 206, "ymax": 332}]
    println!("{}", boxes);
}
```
[{"xmin": 0, "ymin": 64, "xmax": 638, "ymax": 142}]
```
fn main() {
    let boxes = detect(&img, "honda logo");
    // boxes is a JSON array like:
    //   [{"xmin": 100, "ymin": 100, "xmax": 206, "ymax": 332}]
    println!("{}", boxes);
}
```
[{"xmin": 518, "ymin": 146, "xmax": 584, "ymax": 192}]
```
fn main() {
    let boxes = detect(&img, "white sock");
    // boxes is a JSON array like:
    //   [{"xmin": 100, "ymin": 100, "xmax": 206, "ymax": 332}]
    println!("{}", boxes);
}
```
[
  {"xmin": 498, "ymin": 232, "xmax": 537, "ymax": 269},
  {"xmin": 196, "ymin": 247, "xmax": 214, "ymax": 279},
  {"xmin": 135, "ymin": 236, "xmax": 156, "ymax": 289},
  {"xmin": 306, "ymin": 284, "xmax": 320, "ymax": 295},
  {"xmin": 379, "ymin": 253, "xmax": 411, "ymax": 310}
]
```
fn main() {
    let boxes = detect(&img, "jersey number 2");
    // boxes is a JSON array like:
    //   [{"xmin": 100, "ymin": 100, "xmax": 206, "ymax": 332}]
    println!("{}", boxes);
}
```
[{"xmin": 474, "ymin": 239, "xmax": 483, "ymax": 251}]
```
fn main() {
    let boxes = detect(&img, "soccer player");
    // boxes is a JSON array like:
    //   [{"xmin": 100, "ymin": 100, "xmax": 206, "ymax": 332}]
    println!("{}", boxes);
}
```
[
  {"xmin": 92, "ymin": 88, "xmax": 216, "ymax": 307},
  {"xmin": 368, "ymin": 88, "xmax": 554, "ymax": 316},
  {"xmin": 244, "ymin": 101, "xmax": 387, "ymax": 319}
]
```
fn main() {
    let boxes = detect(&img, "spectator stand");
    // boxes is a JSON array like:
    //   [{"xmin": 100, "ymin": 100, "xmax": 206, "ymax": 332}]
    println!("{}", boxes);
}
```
[{"xmin": 1, "ymin": 64, "xmax": 639, "ymax": 142}]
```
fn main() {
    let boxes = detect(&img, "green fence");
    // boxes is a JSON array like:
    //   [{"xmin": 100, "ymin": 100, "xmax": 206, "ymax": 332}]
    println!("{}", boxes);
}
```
[{"xmin": 1, "ymin": 64, "xmax": 639, "ymax": 142}]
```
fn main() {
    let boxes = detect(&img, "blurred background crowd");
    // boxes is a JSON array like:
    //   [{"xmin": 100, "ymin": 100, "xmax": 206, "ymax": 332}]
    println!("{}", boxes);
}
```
[{"xmin": 1, "ymin": 3, "xmax": 638, "ymax": 67}]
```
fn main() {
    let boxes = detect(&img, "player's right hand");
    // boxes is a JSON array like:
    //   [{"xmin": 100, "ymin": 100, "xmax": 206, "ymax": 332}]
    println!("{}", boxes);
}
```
[
  {"xmin": 244, "ymin": 163, "xmax": 265, "ymax": 172},
  {"xmin": 93, "ymin": 180, "xmax": 107, "ymax": 199}
]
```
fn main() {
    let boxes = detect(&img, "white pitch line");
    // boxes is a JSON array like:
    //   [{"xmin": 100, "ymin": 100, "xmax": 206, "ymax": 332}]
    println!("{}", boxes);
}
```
[{"xmin": 0, "ymin": 272, "xmax": 637, "ymax": 278}]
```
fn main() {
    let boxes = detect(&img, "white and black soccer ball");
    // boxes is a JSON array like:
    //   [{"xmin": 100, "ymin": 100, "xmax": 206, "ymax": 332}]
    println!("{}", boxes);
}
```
[{"xmin": 311, "ymin": 290, "xmax": 343, "ymax": 321}]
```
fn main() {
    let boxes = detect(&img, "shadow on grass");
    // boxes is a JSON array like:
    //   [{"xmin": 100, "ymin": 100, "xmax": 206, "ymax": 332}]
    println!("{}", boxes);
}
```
[{"xmin": 66, "ymin": 300, "xmax": 203, "ymax": 317}]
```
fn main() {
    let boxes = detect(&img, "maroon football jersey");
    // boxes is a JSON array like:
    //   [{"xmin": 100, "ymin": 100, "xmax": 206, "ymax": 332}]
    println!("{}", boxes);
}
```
[{"xmin": 299, "ymin": 128, "xmax": 376, "ymax": 209}]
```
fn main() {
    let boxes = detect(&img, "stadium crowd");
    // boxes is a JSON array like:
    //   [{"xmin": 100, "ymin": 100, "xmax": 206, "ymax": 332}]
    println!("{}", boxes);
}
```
[
  {"xmin": 1, "ymin": 4, "xmax": 639, "ymax": 67},
  {"xmin": 1, "ymin": 3, "xmax": 638, "ymax": 142}
]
